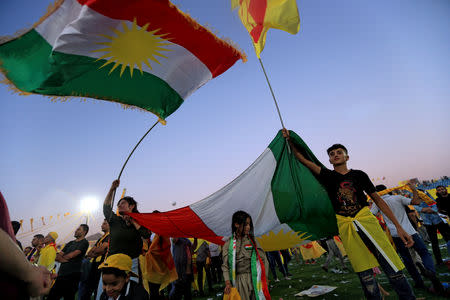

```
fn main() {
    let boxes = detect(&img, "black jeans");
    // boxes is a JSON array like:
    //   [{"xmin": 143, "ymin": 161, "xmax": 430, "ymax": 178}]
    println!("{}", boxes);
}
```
[
  {"xmin": 47, "ymin": 272, "xmax": 81, "ymax": 300},
  {"xmin": 280, "ymin": 249, "xmax": 291, "ymax": 273},
  {"xmin": 196, "ymin": 261, "xmax": 212, "ymax": 293},
  {"xmin": 79, "ymin": 261, "xmax": 102, "ymax": 300},
  {"xmin": 149, "ymin": 282, "xmax": 162, "ymax": 300},
  {"xmin": 210, "ymin": 256, "xmax": 223, "ymax": 283},
  {"xmin": 425, "ymin": 222, "xmax": 450, "ymax": 264},
  {"xmin": 169, "ymin": 274, "xmax": 192, "ymax": 300}
]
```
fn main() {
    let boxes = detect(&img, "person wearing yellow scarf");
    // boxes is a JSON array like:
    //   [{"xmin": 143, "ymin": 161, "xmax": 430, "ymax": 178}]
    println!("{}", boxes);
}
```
[
  {"xmin": 38, "ymin": 232, "xmax": 58, "ymax": 272},
  {"xmin": 283, "ymin": 129, "xmax": 416, "ymax": 299}
]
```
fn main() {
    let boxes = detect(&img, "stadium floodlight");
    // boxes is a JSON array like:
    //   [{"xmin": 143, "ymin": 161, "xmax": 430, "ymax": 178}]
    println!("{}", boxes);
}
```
[{"xmin": 80, "ymin": 196, "xmax": 99, "ymax": 214}]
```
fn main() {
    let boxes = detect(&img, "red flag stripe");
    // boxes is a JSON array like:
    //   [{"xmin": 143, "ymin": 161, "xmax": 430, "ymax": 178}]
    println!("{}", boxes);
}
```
[
  {"xmin": 128, "ymin": 206, "xmax": 224, "ymax": 245},
  {"xmin": 248, "ymin": 0, "xmax": 267, "ymax": 43},
  {"xmin": 77, "ymin": 0, "xmax": 243, "ymax": 77}
]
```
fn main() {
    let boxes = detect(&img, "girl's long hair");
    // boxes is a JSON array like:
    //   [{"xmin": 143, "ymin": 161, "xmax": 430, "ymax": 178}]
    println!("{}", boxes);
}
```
[{"xmin": 231, "ymin": 210, "xmax": 255, "ymax": 239}]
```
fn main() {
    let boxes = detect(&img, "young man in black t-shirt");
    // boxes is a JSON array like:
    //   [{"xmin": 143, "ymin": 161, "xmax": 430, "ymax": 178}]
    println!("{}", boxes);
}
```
[
  {"xmin": 47, "ymin": 224, "xmax": 90, "ymax": 300},
  {"xmin": 282, "ymin": 129, "xmax": 416, "ymax": 299}
]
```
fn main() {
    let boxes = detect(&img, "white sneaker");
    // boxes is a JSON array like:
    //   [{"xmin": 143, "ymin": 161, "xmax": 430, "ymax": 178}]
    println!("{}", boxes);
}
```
[
  {"xmin": 285, "ymin": 276, "xmax": 291, "ymax": 280},
  {"xmin": 275, "ymin": 278, "xmax": 280, "ymax": 282}
]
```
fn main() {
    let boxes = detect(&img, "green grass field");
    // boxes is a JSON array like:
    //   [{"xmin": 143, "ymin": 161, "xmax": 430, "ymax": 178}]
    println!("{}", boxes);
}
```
[
  {"xmin": 84, "ymin": 242, "xmax": 450, "ymax": 299},
  {"xmin": 264, "ymin": 256, "xmax": 450, "ymax": 299},
  {"xmin": 197, "ymin": 242, "xmax": 450, "ymax": 300}
]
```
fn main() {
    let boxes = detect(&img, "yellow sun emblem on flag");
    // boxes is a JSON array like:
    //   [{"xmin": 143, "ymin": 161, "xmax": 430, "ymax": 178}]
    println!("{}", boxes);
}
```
[
  {"xmin": 93, "ymin": 18, "xmax": 172, "ymax": 77},
  {"xmin": 256, "ymin": 229, "xmax": 311, "ymax": 251}
]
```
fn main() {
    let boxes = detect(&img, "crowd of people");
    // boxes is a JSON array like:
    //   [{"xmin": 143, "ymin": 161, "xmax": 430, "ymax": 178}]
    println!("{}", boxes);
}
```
[{"xmin": 1, "ymin": 131, "xmax": 450, "ymax": 299}]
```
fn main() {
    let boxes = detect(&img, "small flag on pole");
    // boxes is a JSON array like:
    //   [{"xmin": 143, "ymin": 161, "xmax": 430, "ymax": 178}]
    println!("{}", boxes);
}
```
[{"xmin": 232, "ymin": 0, "xmax": 300, "ymax": 57}]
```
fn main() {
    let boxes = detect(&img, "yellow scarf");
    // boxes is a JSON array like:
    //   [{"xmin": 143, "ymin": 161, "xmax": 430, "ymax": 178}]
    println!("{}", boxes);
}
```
[{"xmin": 336, "ymin": 207, "xmax": 404, "ymax": 273}]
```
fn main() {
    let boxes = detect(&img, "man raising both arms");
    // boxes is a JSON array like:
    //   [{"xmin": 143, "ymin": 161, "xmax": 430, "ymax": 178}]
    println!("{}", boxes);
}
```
[{"xmin": 282, "ymin": 129, "xmax": 416, "ymax": 300}]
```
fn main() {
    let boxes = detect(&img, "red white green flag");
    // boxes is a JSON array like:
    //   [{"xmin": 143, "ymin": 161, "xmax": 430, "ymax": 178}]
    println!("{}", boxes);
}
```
[
  {"xmin": 129, "ymin": 131, "xmax": 338, "ymax": 250},
  {"xmin": 0, "ymin": 0, "xmax": 245, "ymax": 121}
]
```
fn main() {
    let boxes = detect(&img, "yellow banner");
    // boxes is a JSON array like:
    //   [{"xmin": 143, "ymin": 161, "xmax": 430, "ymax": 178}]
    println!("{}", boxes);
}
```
[{"xmin": 232, "ymin": 0, "xmax": 300, "ymax": 57}]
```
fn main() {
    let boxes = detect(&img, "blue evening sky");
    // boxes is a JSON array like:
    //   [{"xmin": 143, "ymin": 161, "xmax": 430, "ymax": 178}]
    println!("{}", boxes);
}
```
[{"xmin": 1, "ymin": 0, "xmax": 449, "ymax": 229}]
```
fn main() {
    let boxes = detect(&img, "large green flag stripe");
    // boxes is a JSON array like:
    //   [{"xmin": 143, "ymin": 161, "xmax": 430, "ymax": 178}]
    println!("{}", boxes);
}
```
[
  {"xmin": 0, "ymin": 30, "xmax": 184, "ymax": 119},
  {"xmin": 269, "ymin": 131, "xmax": 338, "ymax": 239}
]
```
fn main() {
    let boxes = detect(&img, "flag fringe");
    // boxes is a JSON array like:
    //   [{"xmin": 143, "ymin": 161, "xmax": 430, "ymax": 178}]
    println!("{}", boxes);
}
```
[
  {"xmin": 0, "ymin": 0, "xmax": 64, "ymax": 45},
  {"xmin": 0, "ymin": 0, "xmax": 166, "ymax": 124},
  {"xmin": 169, "ymin": 1, "xmax": 247, "ymax": 63},
  {"xmin": 0, "ymin": 0, "xmax": 239, "ymax": 124},
  {"xmin": 0, "ymin": 72, "xmax": 166, "ymax": 123}
]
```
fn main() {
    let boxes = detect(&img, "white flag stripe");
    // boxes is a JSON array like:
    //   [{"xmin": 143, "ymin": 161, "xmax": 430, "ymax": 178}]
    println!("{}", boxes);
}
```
[
  {"xmin": 35, "ymin": 0, "xmax": 212, "ymax": 99},
  {"xmin": 191, "ymin": 148, "xmax": 285, "ymax": 237}
]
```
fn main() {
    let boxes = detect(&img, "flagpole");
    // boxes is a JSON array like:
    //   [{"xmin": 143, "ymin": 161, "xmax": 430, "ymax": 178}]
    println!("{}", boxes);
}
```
[
  {"xmin": 257, "ymin": 57, "xmax": 291, "ymax": 154},
  {"xmin": 118, "ymin": 120, "xmax": 159, "ymax": 179},
  {"xmin": 110, "ymin": 119, "xmax": 160, "ymax": 214},
  {"xmin": 258, "ymin": 57, "xmax": 286, "ymax": 129}
]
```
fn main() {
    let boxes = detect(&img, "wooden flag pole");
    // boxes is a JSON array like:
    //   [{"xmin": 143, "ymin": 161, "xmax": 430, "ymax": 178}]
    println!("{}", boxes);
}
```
[
  {"xmin": 257, "ymin": 57, "xmax": 291, "ymax": 154},
  {"xmin": 110, "ymin": 119, "xmax": 160, "ymax": 215},
  {"xmin": 117, "ymin": 120, "xmax": 159, "ymax": 180},
  {"xmin": 258, "ymin": 57, "xmax": 286, "ymax": 129}
]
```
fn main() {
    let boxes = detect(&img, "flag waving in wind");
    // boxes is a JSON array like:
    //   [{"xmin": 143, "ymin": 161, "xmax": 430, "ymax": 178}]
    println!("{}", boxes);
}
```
[
  {"xmin": 232, "ymin": 0, "xmax": 300, "ymax": 57},
  {"xmin": 129, "ymin": 130, "xmax": 338, "ymax": 250},
  {"xmin": 0, "ymin": 0, "xmax": 245, "ymax": 122}
]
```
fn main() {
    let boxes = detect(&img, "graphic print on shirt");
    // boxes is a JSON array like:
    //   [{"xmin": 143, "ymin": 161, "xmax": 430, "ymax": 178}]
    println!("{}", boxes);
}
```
[{"xmin": 337, "ymin": 180, "xmax": 362, "ymax": 216}]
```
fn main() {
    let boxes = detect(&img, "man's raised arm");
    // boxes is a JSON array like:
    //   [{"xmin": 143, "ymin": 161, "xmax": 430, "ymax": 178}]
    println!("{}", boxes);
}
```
[
  {"xmin": 282, "ymin": 129, "xmax": 321, "ymax": 175},
  {"xmin": 104, "ymin": 179, "xmax": 120, "ymax": 219}
]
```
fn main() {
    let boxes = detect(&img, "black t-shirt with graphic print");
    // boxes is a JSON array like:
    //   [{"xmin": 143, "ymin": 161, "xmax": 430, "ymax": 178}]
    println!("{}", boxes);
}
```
[{"xmin": 319, "ymin": 168, "xmax": 376, "ymax": 217}]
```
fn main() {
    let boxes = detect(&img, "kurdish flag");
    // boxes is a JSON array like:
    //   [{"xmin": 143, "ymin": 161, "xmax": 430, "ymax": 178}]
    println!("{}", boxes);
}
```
[
  {"xmin": 0, "ymin": 0, "xmax": 245, "ymax": 121},
  {"xmin": 129, "ymin": 130, "xmax": 338, "ymax": 248},
  {"xmin": 232, "ymin": 0, "xmax": 300, "ymax": 57}
]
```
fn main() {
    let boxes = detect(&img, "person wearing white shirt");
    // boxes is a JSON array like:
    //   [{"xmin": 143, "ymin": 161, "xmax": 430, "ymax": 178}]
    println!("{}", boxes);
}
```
[{"xmin": 371, "ymin": 184, "xmax": 442, "ymax": 294}]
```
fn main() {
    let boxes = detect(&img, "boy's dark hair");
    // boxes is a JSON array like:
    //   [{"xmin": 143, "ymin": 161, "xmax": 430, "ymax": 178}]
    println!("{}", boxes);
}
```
[
  {"xmin": 34, "ymin": 234, "xmax": 44, "ymax": 239},
  {"xmin": 101, "ymin": 267, "xmax": 127, "ymax": 279},
  {"xmin": 327, "ymin": 144, "xmax": 348, "ymax": 155},
  {"xmin": 118, "ymin": 196, "xmax": 139, "ymax": 213},
  {"xmin": 376, "ymin": 185, "xmax": 387, "ymax": 192},
  {"xmin": 11, "ymin": 221, "xmax": 21, "ymax": 235},
  {"xmin": 80, "ymin": 224, "xmax": 89, "ymax": 235},
  {"xmin": 436, "ymin": 185, "xmax": 445, "ymax": 189}
]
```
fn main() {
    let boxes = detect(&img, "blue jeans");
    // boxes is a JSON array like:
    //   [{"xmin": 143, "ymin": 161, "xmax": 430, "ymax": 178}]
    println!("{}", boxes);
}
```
[
  {"xmin": 393, "ymin": 233, "xmax": 435, "ymax": 287},
  {"xmin": 78, "ymin": 258, "xmax": 92, "ymax": 300},
  {"xmin": 355, "ymin": 222, "xmax": 416, "ymax": 300}
]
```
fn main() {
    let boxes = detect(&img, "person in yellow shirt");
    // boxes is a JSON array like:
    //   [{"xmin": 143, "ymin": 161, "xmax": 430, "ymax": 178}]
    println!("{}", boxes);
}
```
[{"xmin": 38, "ymin": 232, "xmax": 58, "ymax": 272}]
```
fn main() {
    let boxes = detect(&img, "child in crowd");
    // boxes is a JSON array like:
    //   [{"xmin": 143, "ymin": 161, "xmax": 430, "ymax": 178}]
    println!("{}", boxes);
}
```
[
  {"xmin": 222, "ymin": 210, "xmax": 270, "ymax": 299},
  {"xmin": 99, "ymin": 253, "xmax": 149, "ymax": 300}
]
